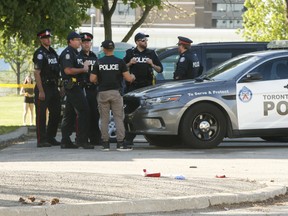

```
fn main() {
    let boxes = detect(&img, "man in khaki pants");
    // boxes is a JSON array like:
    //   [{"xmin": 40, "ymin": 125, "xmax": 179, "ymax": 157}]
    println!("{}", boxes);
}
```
[{"xmin": 90, "ymin": 40, "xmax": 135, "ymax": 151}]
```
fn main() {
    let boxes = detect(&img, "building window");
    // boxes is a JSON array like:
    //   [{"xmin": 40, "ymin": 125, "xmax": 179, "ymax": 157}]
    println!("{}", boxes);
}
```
[{"xmin": 216, "ymin": 19, "xmax": 242, "ymax": 28}]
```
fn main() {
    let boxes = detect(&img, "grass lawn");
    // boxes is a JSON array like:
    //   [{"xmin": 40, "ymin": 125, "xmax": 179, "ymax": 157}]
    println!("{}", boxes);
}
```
[{"xmin": 0, "ymin": 95, "xmax": 26, "ymax": 134}]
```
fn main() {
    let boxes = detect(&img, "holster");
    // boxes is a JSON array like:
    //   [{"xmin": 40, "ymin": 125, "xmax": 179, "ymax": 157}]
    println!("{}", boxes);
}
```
[{"xmin": 63, "ymin": 78, "xmax": 77, "ymax": 90}]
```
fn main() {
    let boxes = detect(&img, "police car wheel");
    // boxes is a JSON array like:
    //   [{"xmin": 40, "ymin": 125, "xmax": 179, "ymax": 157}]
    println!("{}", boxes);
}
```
[
  {"xmin": 180, "ymin": 103, "xmax": 226, "ymax": 149},
  {"xmin": 260, "ymin": 136, "xmax": 288, "ymax": 142},
  {"xmin": 144, "ymin": 135, "xmax": 181, "ymax": 147}
]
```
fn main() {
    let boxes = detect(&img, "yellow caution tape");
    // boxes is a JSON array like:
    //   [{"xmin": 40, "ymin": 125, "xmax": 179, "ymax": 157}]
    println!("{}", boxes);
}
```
[{"xmin": 0, "ymin": 84, "xmax": 35, "ymax": 88}]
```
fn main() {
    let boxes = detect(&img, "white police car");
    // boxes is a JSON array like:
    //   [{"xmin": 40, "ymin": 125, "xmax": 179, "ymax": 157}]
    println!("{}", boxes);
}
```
[{"xmin": 123, "ymin": 41, "xmax": 288, "ymax": 148}]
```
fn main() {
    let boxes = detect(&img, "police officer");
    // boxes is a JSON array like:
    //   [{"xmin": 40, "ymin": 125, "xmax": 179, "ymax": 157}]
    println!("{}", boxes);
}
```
[
  {"xmin": 173, "ymin": 36, "xmax": 200, "ymax": 80},
  {"xmin": 59, "ymin": 31, "xmax": 94, "ymax": 149},
  {"xmin": 33, "ymin": 29, "xmax": 61, "ymax": 147},
  {"xmin": 78, "ymin": 32, "xmax": 101, "ymax": 146},
  {"xmin": 123, "ymin": 32, "xmax": 163, "ymax": 146},
  {"xmin": 124, "ymin": 32, "xmax": 163, "ymax": 92},
  {"xmin": 90, "ymin": 40, "xmax": 135, "ymax": 151}
]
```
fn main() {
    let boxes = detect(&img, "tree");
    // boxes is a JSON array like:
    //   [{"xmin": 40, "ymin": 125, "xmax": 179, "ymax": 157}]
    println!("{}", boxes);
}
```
[
  {"xmin": 241, "ymin": 0, "xmax": 288, "ymax": 41},
  {"xmin": 0, "ymin": 33, "xmax": 35, "ymax": 94},
  {"xmin": 92, "ymin": 0, "xmax": 162, "ymax": 41},
  {"xmin": 92, "ymin": 0, "xmax": 194, "ymax": 41},
  {"xmin": 0, "ymin": 0, "xmax": 93, "ymax": 94},
  {"xmin": 0, "ymin": 0, "xmax": 92, "ymax": 45}
]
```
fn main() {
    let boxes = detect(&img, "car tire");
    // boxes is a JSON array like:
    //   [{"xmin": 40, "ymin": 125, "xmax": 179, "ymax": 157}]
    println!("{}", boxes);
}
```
[
  {"xmin": 99, "ymin": 111, "xmax": 117, "ymax": 143},
  {"xmin": 144, "ymin": 135, "xmax": 181, "ymax": 147},
  {"xmin": 260, "ymin": 136, "xmax": 288, "ymax": 142},
  {"xmin": 180, "ymin": 103, "xmax": 226, "ymax": 149}
]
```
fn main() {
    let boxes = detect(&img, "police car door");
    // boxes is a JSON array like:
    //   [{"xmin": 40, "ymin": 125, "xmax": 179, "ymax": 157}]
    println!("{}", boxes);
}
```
[{"xmin": 236, "ymin": 57, "xmax": 288, "ymax": 129}]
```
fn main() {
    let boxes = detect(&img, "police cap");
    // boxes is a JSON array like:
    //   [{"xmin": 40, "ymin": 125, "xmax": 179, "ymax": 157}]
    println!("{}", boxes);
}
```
[
  {"xmin": 80, "ymin": 32, "xmax": 93, "ymax": 41},
  {"xmin": 67, "ymin": 31, "xmax": 82, "ymax": 41},
  {"xmin": 37, "ymin": 29, "xmax": 52, "ymax": 39},
  {"xmin": 177, "ymin": 36, "xmax": 193, "ymax": 45},
  {"xmin": 101, "ymin": 40, "xmax": 115, "ymax": 49},
  {"xmin": 134, "ymin": 32, "xmax": 149, "ymax": 42}
]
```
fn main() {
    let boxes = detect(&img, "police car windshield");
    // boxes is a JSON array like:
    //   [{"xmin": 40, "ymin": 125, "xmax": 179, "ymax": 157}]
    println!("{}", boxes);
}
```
[{"xmin": 205, "ymin": 55, "xmax": 260, "ymax": 80}]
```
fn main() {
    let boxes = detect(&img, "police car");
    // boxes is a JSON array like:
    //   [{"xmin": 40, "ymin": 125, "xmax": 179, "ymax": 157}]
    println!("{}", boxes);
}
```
[{"xmin": 123, "ymin": 41, "xmax": 288, "ymax": 148}]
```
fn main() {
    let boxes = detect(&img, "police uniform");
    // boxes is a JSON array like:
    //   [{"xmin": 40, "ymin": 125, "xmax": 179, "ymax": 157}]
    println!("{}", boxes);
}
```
[
  {"xmin": 123, "ymin": 33, "xmax": 163, "ymax": 146},
  {"xmin": 33, "ymin": 29, "xmax": 61, "ymax": 147},
  {"xmin": 123, "ymin": 33, "xmax": 163, "ymax": 92},
  {"xmin": 78, "ymin": 32, "xmax": 101, "ymax": 145},
  {"xmin": 173, "ymin": 36, "xmax": 200, "ymax": 80},
  {"xmin": 59, "ymin": 32, "xmax": 92, "ymax": 149},
  {"xmin": 92, "ymin": 40, "xmax": 129, "ymax": 150}
]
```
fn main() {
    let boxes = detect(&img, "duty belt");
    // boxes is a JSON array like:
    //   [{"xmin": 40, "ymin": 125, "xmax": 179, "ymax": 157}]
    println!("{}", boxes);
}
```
[{"xmin": 42, "ymin": 79, "xmax": 57, "ymax": 85}]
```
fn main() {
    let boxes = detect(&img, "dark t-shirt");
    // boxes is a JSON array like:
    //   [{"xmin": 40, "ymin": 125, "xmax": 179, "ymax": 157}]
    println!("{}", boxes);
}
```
[
  {"xmin": 92, "ymin": 55, "xmax": 128, "ymax": 92},
  {"xmin": 123, "ymin": 48, "xmax": 163, "ymax": 87}
]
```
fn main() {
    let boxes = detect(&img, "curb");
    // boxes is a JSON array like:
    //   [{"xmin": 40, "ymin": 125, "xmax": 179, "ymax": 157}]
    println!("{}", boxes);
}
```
[
  {"xmin": 0, "ymin": 185, "xmax": 286, "ymax": 216},
  {"xmin": 0, "ymin": 127, "xmax": 28, "ymax": 147}
]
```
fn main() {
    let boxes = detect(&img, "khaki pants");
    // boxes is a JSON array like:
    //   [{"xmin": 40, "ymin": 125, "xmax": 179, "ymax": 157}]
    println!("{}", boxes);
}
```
[{"xmin": 97, "ymin": 90, "xmax": 125, "ymax": 142}]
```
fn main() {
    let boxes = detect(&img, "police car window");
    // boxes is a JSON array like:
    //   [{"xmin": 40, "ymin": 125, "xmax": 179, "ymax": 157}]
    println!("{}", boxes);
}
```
[
  {"xmin": 206, "ymin": 55, "xmax": 259, "ymax": 80},
  {"xmin": 250, "ymin": 58, "xmax": 288, "ymax": 81},
  {"xmin": 205, "ymin": 51, "xmax": 232, "ymax": 71},
  {"xmin": 158, "ymin": 53, "xmax": 179, "ymax": 80}
]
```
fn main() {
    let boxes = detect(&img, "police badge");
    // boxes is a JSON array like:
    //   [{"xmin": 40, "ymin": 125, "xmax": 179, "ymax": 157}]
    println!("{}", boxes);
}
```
[
  {"xmin": 37, "ymin": 54, "xmax": 43, "ymax": 60},
  {"xmin": 65, "ymin": 54, "xmax": 70, "ymax": 60},
  {"xmin": 180, "ymin": 57, "xmax": 185, "ymax": 62}
]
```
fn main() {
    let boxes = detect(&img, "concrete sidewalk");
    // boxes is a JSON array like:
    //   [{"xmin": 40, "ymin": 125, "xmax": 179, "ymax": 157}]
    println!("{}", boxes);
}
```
[{"xmin": 0, "ymin": 127, "xmax": 286, "ymax": 216}]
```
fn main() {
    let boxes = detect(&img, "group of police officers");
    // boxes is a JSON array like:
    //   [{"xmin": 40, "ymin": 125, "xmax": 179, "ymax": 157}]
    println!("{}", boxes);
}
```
[{"xmin": 33, "ymin": 29, "xmax": 200, "ymax": 150}]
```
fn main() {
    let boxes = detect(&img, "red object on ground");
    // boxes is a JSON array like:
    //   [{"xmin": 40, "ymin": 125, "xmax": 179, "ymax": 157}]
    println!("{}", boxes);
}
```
[
  {"xmin": 143, "ymin": 169, "xmax": 161, "ymax": 177},
  {"xmin": 215, "ymin": 175, "xmax": 226, "ymax": 178}
]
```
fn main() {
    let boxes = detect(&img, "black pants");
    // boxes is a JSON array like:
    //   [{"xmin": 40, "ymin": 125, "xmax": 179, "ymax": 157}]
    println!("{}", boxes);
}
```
[
  {"xmin": 86, "ymin": 87, "xmax": 101, "ymax": 144},
  {"xmin": 61, "ymin": 86, "xmax": 89, "ymax": 144},
  {"xmin": 34, "ymin": 85, "xmax": 61, "ymax": 144}
]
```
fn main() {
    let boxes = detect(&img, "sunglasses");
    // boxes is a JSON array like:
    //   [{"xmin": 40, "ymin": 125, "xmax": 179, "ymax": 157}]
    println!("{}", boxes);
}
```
[{"xmin": 138, "ymin": 39, "xmax": 148, "ymax": 42}]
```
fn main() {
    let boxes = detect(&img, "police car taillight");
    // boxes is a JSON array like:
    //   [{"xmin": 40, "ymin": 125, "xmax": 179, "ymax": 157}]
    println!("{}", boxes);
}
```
[{"xmin": 267, "ymin": 40, "xmax": 288, "ymax": 49}]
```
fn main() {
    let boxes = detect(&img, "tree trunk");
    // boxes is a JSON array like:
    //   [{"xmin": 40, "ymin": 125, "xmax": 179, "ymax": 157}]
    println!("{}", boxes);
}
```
[
  {"xmin": 122, "ymin": 6, "xmax": 153, "ymax": 42},
  {"xmin": 102, "ymin": 0, "xmax": 118, "ymax": 40},
  {"xmin": 104, "ymin": 17, "xmax": 112, "ymax": 40}
]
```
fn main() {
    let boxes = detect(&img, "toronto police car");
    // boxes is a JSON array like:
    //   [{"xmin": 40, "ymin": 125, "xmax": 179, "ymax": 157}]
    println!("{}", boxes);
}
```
[{"xmin": 123, "ymin": 41, "xmax": 288, "ymax": 148}]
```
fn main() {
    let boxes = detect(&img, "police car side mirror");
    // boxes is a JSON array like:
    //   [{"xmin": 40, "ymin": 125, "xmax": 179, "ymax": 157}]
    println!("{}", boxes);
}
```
[{"xmin": 241, "ymin": 72, "xmax": 263, "ymax": 82}]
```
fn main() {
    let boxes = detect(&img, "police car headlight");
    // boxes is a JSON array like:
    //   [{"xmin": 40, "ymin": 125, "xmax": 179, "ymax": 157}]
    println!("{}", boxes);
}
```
[{"xmin": 145, "ymin": 95, "xmax": 181, "ymax": 105}]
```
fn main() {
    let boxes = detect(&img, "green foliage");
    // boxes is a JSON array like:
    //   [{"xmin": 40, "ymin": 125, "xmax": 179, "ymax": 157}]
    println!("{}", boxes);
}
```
[
  {"xmin": 0, "ymin": 0, "xmax": 92, "ymax": 45},
  {"xmin": 241, "ymin": 0, "xmax": 288, "ymax": 41},
  {"xmin": 0, "ymin": 33, "xmax": 34, "ymax": 75}
]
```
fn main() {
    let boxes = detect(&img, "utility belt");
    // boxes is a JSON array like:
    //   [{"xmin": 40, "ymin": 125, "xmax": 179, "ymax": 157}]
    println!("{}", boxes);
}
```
[
  {"xmin": 42, "ymin": 78, "xmax": 57, "ymax": 85},
  {"xmin": 63, "ymin": 78, "xmax": 96, "ymax": 90},
  {"xmin": 85, "ymin": 83, "xmax": 97, "ymax": 90}
]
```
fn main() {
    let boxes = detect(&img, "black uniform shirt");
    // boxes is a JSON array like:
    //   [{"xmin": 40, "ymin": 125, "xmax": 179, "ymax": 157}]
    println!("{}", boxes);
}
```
[
  {"xmin": 59, "ymin": 45, "xmax": 79, "ymax": 80},
  {"xmin": 173, "ymin": 49, "xmax": 200, "ymax": 80},
  {"xmin": 123, "ymin": 48, "xmax": 163, "ymax": 86},
  {"xmin": 92, "ymin": 55, "xmax": 128, "ymax": 92},
  {"xmin": 76, "ymin": 50, "xmax": 98, "ymax": 83},
  {"xmin": 33, "ymin": 45, "xmax": 60, "ymax": 81}
]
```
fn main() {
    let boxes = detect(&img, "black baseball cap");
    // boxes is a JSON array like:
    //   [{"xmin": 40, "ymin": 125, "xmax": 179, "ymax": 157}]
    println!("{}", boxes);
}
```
[
  {"xmin": 134, "ymin": 32, "xmax": 149, "ymax": 42},
  {"xmin": 101, "ymin": 40, "xmax": 115, "ymax": 49},
  {"xmin": 37, "ymin": 29, "xmax": 52, "ymax": 39},
  {"xmin": 67, "ymin": 31, "xmax": 82, "ymax": 41}
]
